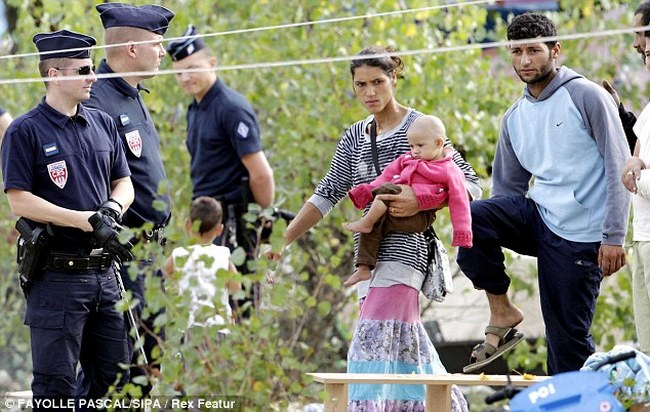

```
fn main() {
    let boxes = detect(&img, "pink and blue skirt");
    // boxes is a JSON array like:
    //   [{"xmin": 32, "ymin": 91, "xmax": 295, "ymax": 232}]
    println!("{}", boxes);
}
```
[{"xmin": 347, "ymin": 284, "xmax": 468, "ymax": 412}]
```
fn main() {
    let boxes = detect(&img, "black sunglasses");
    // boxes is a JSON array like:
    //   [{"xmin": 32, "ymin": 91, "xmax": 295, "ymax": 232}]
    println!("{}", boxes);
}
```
[{"xmin": 55, "ymin": 65, "xmax": 95, "ymax": 76}]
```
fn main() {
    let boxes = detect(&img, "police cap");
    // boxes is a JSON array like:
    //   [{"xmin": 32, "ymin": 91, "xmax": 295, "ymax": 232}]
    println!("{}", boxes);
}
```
[
  {"xmin": 33, "ymin": 29, "xmax": 96, "ymax": 61},
  {"xmin": 96, "ymin": 3, "xmax": 175, "ymax": 35},
  {"xmin": 166, "ymin": 24, "xmax": 206, "ymax": 62}
]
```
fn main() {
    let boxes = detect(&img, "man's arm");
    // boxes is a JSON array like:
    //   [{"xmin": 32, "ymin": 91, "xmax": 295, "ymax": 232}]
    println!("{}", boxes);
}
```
[
  {"xmin": 241, "ymin": 151, "xmax": 274, "ymax": 208},
  {"xmin": 109, "ymin": 176, "xmax": 134, "ymax": 212},
  {"xmin": 622, "ymin": 140, "xmax": 644, "ymax": 194},
  {"xmin": 0, "ymin": 111, "xmax": 13, "ymax": 142},
  {"xmin": 602, "ymin": 80, "xmax": 637, "ymax": 153},
  {"xmin": 578, "ymin": 83, "xmax": 631, "ymax": 247},
  {"xmin": 6, "ymin": 189, "xmax": 94, "ymax": 231},
  {"xmin": 162, "ymin": 255, "xmax": 175, "ymax": 278},
  {"xmin": 491, "ymin": 112, "xmax": 532, "ymax": 198},
  {"xmin": 227, "ymin": 261, "xmax": 241, "ymax": 293},
  {"xmin": 577, "ymin": 82, "xmax": 631, "ymax": 276}
]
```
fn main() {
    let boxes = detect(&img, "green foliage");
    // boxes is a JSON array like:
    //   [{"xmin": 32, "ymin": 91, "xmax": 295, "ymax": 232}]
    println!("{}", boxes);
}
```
[
  {"xmin": 593, "ymin": 265, "xmax": 637, "ymax": 350},
  {"xmin": 617, "ymin": 374, "xmax": 650, "ymax": 409},
  {"xmin": 144, "ymin": 267, "xmax": 323, "ymax": 410},
  {"xmin": 0, "ymin": 0, "xmax": 640, "ymax": 408},
  {"xmin": 507, "ymin": 338, "xmax": 548, "ymax": 374}
]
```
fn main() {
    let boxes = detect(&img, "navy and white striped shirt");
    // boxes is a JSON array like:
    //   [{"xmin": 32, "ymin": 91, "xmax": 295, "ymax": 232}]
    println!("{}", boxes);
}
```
[{"xmin": 309, "ymin": 109, "xmax": 481, "ymax": 296}]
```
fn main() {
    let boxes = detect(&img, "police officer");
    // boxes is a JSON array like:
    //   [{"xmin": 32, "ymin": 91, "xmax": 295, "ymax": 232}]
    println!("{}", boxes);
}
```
[
  {"xmin": 85, "ymin": 2, "xmax": 174, "ymax": 395},
  {"xmin": 167, "ymin": 25, "xmax": 275, "ymax": 317},
  {"xmin": 1, "ymin": 30, "xmax": 134, "ymax": 409}
]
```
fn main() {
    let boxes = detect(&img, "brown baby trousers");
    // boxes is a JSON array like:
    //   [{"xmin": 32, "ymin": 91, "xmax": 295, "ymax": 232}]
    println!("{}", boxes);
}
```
[{"xmin": 356, "ymin": 183, "xmax": 437, "ymax": 268}]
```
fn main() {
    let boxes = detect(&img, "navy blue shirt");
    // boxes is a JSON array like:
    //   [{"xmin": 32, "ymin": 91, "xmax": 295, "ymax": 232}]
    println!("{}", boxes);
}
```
[
  {"xmin": 1, "ymin": 98, "xmax": 130, "ymax": 246},
  {"xmin": 186, "ymin": 78, "xmax": 262, "ymax": 203},
  {"xmin": 86, "ymin": 59, "xmax": 171, "ymax": 228}
]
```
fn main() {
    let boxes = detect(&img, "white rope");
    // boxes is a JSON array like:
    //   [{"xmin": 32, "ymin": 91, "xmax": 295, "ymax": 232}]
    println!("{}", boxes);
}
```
[
  {"xmin": 0, "ymin": 25, "xmax": 645, "ymax": 86},
  {"xmin": 0, "ymin": 0, "xmax": 494, "ymax": 61}
]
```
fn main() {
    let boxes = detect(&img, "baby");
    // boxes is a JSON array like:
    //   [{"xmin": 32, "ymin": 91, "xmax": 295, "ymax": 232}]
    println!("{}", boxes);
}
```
[{"xmin": 343, "ymin": 115, "xmax": 472, "ymax": 286}]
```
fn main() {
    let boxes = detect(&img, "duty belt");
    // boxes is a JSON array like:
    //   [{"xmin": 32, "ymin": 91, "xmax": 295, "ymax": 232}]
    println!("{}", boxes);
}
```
[
  {"xmin": 46, "ymin": 250, "xmax": 111, "ymax": 271},
  {"xmin": 141, "ymin": 226, "xmax": 165, "ymax": 245}
]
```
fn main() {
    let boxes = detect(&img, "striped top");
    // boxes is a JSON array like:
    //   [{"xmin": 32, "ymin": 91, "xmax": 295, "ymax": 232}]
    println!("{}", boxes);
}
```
[{"xmin": 308, "ymin": 109, "xmax": 481, "ymax": 296}]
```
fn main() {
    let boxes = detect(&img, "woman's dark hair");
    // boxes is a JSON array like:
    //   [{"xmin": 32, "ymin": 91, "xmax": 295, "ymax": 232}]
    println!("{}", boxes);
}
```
[
  {"xmin": 507, "ymin": 13, "xmax": 558, "ymax": 49},
  {"xmin": 349, "ymin": 45, "xmax": 404, "ymax": 78}
]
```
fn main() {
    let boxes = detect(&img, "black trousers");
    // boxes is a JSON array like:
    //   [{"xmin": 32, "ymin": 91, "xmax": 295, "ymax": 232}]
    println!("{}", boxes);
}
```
[
  {"xmin": 456, "ymin": 196, "xmax": 602, "ymax": 374},
  {"xmin": 216, "ymin": 203, "xmax": 262, "ymax": 319}
]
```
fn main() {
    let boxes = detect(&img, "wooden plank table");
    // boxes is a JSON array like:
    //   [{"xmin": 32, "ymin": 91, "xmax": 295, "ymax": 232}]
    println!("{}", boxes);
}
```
[{"xmin": 308, "ymin": 372, "xmax": 548, "ymax": 411}]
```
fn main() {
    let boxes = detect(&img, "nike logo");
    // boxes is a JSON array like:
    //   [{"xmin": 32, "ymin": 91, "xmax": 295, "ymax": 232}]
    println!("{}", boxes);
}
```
[{"xmin": 556, "ymin": 122, "xmax": 563, "ymax": 127}]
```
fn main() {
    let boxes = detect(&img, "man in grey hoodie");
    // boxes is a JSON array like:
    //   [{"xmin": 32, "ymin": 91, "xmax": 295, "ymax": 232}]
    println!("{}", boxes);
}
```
[{"xmin": 458, "ymin": 13, "xmax": 631, "ymax": 375}]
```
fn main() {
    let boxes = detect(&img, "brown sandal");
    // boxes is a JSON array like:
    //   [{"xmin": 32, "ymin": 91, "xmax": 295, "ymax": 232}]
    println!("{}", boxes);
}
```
[{"xmin": 463, "ymin": 326, "xmax": 525, "ymax": 373}]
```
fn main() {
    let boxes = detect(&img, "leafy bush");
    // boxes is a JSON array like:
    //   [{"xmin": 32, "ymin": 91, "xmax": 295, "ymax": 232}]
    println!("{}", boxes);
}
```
[{"xmin": 0, "ymin": 1, "xmax": 639, "ymax": 408}]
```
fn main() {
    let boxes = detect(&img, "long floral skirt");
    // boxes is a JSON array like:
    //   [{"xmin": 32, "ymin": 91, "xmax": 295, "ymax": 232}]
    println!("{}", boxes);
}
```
[{"xmin": 347, "ymin": 284, "xmax": 468, "ymax": 412}]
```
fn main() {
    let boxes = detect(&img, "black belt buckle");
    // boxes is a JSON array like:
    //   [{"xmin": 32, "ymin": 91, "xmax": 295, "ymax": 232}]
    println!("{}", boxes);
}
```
[
  {"xmin": 90, "ymin": 248, "xmax": 109, "ymax": 271},
  {"xmin": 142, "ymin": 227, "xmax": 165, "ymax": 245}
]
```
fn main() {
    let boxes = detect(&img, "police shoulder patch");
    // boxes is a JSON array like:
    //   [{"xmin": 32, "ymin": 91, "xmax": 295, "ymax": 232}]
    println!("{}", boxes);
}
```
[{"xmin": 236, "ymin": 122, "xmax": 249, "ymax": 139}]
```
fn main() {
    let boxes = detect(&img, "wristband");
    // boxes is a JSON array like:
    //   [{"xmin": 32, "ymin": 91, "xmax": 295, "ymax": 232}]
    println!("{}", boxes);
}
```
[{"xmin": 108, "ymin": 197, "xmax": 123, "ymax": 212}]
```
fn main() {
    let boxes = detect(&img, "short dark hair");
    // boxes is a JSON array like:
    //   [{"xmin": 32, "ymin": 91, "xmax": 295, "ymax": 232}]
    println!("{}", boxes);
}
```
[
  {"xmin": 637, "ymin": 1, "xmax": 650, "ymax": 37},
  {"xmin": 38, "ymin": 58, "xmax": 67, "ymax": 78},
  {"xmin": 507, "ymin": 13, "xmax": 558, "ymax": 49},
  {"xmin": 37, "ymin": 58, "xmax": 71, "ymax": 88},
  {"xmin": 349, "ymin": 45, "xmax": 404, "ymax": 78},
  {"xmin": 636, "ymin": 1, "xmax": 650, "ymax": 22},
  {"xmin": 190, "ymin": 196, "xmax": 222, "ymax": 235}
]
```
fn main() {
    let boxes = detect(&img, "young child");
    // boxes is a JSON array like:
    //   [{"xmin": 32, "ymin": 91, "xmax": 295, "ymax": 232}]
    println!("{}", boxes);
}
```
[
  {"xmin": 162, "ymin": 196, "xmax": 240, "ymax": 333},
  {"xmin": 342, "ymin": 115, "xmax": 472, "ymax": 286}
]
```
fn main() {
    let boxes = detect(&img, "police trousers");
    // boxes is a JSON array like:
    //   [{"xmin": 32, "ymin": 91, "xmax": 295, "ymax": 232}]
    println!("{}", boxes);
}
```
[
  {"xmin": 456, "ymin": 196, "xmax": 602, "ymax": 374},
  {"xmin": 25, "ymin": 268, "xmax": 128, "ymax": 410},
  {"xmin": 118, "ymin": 260, "xmax": 165, "ymax": 397},
  {"xmin": 216, "ymin": 203, "xmax": 261, "ymax": 317}
]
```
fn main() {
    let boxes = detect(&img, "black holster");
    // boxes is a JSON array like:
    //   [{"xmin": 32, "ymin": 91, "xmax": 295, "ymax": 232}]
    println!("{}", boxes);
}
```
[{"xmin": 15, "ymin": 218, "xmax": 52, "ymax": 295}]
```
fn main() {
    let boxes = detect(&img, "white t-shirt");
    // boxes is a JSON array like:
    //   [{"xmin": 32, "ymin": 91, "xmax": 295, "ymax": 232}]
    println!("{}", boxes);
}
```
[
  {"xmin": 632, "ymin": 103, "xmax": 650, "ymax": 241},
  {"xmin": 172, "ymin": 244, "xmax": 232, "ymax": 329}
]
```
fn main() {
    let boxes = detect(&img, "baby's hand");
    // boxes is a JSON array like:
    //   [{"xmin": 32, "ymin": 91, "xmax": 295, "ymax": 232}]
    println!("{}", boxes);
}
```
[
  {"xmin": 264, "ymin": 245, "xmax": 288, "ymax": 284},
  {"xmin": 264, "ymin": 244, "xmax": 286, "ymax": 262},
  {"xmin": 265, "ymin": 250, "xmax": 283, "ymax": 261}
]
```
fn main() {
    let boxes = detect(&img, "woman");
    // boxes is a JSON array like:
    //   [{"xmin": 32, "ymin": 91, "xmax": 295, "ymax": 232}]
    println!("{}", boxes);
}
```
[{"xmin": 284, "ymin": 46, "xmax": 480, "ymax": 411}]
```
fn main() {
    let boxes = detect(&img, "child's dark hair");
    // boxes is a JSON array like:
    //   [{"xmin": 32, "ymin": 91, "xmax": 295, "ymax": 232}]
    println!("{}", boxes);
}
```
[
  {"xmin": 349, "ymin": 45, "xmax": 404, "ymax": 78},
  {"xmin": 190, "ymin": 196, "xmax": 222, "ymax": 235},
  {"xmin": 507, "ymin": 13, "xmax": 558, "ymax": 49}
]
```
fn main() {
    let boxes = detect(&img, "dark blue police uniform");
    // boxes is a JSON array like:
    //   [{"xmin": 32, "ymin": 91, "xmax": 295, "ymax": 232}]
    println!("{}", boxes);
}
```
[
  {"xmin": 85, "ymin": 2, "xmax": 174, "ymax": 396},
  {"xmin": 186, "ymin": 78, "xmax": 262, "ymax": 202},
  {"xmin": 1, "ymin": 30, "xmax": 130, "ymax": 409},
  {"xmin": 86, "ymin": 59, "xmax": 171, "ymax": 230},
  {"xmin": 168, "ymin": 25, "xmax": 266, "ymax": 316}
]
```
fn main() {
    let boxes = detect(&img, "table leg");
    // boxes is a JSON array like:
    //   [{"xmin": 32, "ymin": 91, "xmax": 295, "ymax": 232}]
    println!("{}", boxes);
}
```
[
  {"xmin": 323, "ymin": 383, "xmax": 348, "ymax": 412},
  {"xmin": 426, "ymin": 384, "xmax": 451, "ymax": 412}
]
